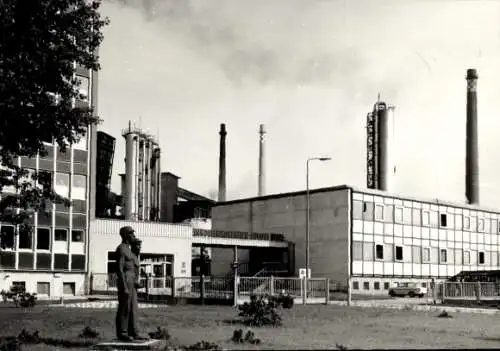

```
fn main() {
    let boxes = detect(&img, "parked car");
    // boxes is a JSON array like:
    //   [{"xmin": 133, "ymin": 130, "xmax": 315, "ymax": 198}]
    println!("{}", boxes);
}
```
[{"xmin": 388, "ymin": 282, "xmax": 427, "ymax": 298}]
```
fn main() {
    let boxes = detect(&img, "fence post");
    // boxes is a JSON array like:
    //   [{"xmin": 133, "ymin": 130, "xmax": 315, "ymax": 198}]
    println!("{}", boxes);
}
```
[
  {"xmin": 270, "ymin": 276, "xmax": 275, "ymax": 296},
  {"xmin": 323, "ymin": 279, "xmax": 328, "ymax": 304},
  {"xmin": 233, "ymin": 273, "xmax": 239, "ymax": 306},
  {"xmin": 200, "ymin": 275, "xmax": 205, "ymax": 305},
  {"xmin": 476, "ymin": 281, "xmax": 481, "ymax": 304},
  {"xmin": 171, "ymin": 277, "xmax": 175, "ymax": 300},
  {"xmin": 145, "ymin": 275, "xmax": 150, "ymax": 302},
  {"xmin": 347, "ymin": 277, "xmax": 351, "ymax": 307},
  {"xmin": 301, "ymin": 278, "xmax": 306, "ymax": 305},
  {"xmin": 88, "ymin": 274, "xmax": 94, "ymax": 296}
]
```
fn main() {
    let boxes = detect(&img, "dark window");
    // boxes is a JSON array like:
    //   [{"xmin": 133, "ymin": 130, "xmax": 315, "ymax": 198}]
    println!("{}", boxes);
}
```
[
  {"xmin": 395, "ymin": 246, "xmax": 403, "ymax": 261},
  {"xmin": 107, "ymin": 261, "xmax": 117, "ymax": 274},
  {"xmin": 363, "ymin": 282, "xmax": 370, "ymax": 290},
  {"xmin": 440, "ymin": 249, "xmax": 447, "ymax": 263},
  {"xmin": 72, "ymin": 200, "xmax": 86, "ymax": 213},
  {"xmin": 422, "ymin": 283, "xmax": 427, "ymax": 288},
  {"xmin": 12, "ymin": 281, "xmax": 26, "ymax": 292},
  {"xmin": 18, "ymin": 252, "xmax": 34, "ymax": 269},
  {"xmin": 479, "ymin": 252, "xmax": 485, "ymax": 265},
  {"xmin": 363, "ymin": 202, "xmax": 374, "ymax": 221},
  {"xmin": 440, "ymin": 214, "xmax": 447, "ymax": 227},
  {"xmin": 0, "ymin": 251, "xmax": 15, "ymax": 268},
  {"xmin": 384, "ymin": 282, "xmax": 390, "ymax": 290},
  {"xmin": 54, "ymin": 229, "xmax": 67, "ymax": 241},
  {"xmin": 71, "ymin": 255, "xmax": 85, "ymax": 271},
  {"xmin": 37, "ymin": 282, "xmax": 50, "ymax": 295},
  {"xmin": 36, "ymin": 253, "xmax": 51, "ymax": 270},
  {"xmin": 107, "ymin": 251, "xmax": 117, "ymax": 261},
  {"xmin": 72, "ymin": 214, "xmax": 86, "ymax": 229},
  {"xmin": 352, "ymin": 281, "xmax": 359, "ymax": 290},
  {"xmin": 18, "ymin": 227, "xmax": 33, "ymax": 249},
  {"xmin": 375, "ymin": 244, "xmax": 384, "ymax": 260},
  {"xmin": 0, "ymin": 225, "xmax": 15, "ymax": 249},
  {"xmin": 374, "ymin": 282, "xmax": 380, "ymax": 290},
  {"xmin": 36, "ymin": 228, "xmax": 51, "ymax": 250},
  {"xmin": 54, "ymin": 254, "xmax": 69, "ymax": 270},
  {"xmin": 71, "ymin": 230, "xmax": 84, "ymax": 242},
  {"xmin": 38, "ymin": 171, "xmax": 53, "ymax": 193}
]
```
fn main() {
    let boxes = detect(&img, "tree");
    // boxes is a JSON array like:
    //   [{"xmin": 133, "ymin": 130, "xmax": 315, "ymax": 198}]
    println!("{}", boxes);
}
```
[{"xmin": 0, "ymin": 0, "xmax": 109, "ymax": 247}]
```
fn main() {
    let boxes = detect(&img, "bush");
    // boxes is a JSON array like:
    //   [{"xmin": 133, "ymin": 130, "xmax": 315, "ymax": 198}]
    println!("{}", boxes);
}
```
[
  {"xmin": 238, "ymin": 294, "xmax": 282, "ymax": 327},
  {"xmin": 148, "ymin": 326, "xmax": 171, "ymax": 341},
  {"xmin": 79, "ymin": 326, "xmax": 99, "ymax": 339},
  {"xmin": 1, "ymin": 286, "xmax": 37, "ymax": 308},
  {"xmin": 182, "ymin": 341, "xmax": 222, "ymax": 350},
  {"xmin": 269, "ymin": 293, "xmax": 294, "ymax": 309},
  {"xmin": 231, "ymin": 329, "xmax": 261, "ymax": 345}
]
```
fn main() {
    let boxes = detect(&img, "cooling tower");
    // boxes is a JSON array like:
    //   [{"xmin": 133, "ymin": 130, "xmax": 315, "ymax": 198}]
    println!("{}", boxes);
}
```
[{"xmin": 465, "ymin": 68, "xmax": 479, "ymax": 205}]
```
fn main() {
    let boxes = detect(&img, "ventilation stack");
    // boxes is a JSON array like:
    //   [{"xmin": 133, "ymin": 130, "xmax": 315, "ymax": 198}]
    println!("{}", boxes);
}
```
[
  {"xmin": 465, "ymin": 68, "xmax": 479, "ymax": 205},
  {"xmin": 258, "ymin": 124, "xmax": 266, "ymax": 197},
  {"xmin": 218, "ymin": 123, "xmax": 227, "ymax": 202}
]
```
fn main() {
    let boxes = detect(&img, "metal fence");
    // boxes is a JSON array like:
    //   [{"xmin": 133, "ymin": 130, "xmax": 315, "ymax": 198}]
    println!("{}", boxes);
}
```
[
  {"xmin": 90, "ymin": 274, "xmax": 332, "ymax": 304},
  {"xmin": 443, "ymin": 282, "xmax": 500, "ymax": 303}
]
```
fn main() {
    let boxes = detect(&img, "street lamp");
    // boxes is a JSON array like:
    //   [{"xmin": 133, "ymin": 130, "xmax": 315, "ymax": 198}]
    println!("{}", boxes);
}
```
[{"xmin": 305, "ymin": 157, "xmax": 332, "ymax": 284}]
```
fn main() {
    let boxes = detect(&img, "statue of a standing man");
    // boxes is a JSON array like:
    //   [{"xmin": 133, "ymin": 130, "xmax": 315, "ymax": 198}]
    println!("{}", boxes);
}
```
[{"xmin": 115, "ymin": 226, "xmax": 145, "ymax": 341}]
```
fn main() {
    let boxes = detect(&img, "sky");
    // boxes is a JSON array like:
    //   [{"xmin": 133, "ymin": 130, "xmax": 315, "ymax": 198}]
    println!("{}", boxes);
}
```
[{"xmin": 97, "ymin": 0, "xmax": 500, "ymax": 208}]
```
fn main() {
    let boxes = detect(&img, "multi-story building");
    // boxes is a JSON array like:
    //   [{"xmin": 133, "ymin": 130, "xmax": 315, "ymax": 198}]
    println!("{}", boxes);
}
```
[
  {"xmin": 0, "ymin": 64, "xmax": 98, "ymax": 297},
  {"xmin": 211, "ymin": 185, "xmax": 500, "ymax": 294}
]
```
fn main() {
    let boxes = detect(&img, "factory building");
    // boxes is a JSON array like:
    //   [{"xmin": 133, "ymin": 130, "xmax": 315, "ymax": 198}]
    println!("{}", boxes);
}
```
[
  {"xmin": 212, "ymin": 185, "xmax": 500, "ymax": 293},
  {"xmin": 0, "ymin": 64, "xmax": 98, "ymax": 297}
]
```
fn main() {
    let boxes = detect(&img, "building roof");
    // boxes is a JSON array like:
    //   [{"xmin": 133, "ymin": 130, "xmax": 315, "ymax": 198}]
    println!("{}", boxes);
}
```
[{"xmin": 214, "ymin": 184, "xmax": 500, "ymax": 215}]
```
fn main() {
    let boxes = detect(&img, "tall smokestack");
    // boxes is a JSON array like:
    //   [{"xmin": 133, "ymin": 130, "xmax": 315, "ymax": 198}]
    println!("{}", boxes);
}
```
[
  {"xmin": 466, "ymin": 68, "xmax": 479, "ymax": 204},
  {"xmin": 258, "ymin": 124, "xmax": 266, "ymax": 196},
  {"xmin": 218, "ymin": 123, "xmax": 227, "ymax": 202}
]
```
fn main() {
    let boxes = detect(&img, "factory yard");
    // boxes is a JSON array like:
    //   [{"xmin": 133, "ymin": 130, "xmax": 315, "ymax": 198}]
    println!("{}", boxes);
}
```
[{"xmin": 1, "ymin": 304, "xmax": 500, "ymax": 350}]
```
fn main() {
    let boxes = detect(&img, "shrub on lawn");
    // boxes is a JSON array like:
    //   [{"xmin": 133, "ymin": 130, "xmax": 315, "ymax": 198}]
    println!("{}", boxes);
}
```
[
  {"xmin": 238, "ymin": 294, "xmax": 282, "ymax": 327},
  {"xmin": 269, "ymin": 293, "xmax": 294, "ymax": 309},
  {"xmin": 437, "ymin": 311, "xmax": 452, "ymax": 318},
  {"xmin": 1, "ymin": 286, "xmax": 37, "ymax": 308},
  {"xmin": 336, "ymin": 343, "xmax": 349, "ymax": 350},
  {"xmin": 148, "ymin": 326, "xmax": 171, "ymax": 340},
  {"xmin": 182, "ymin": 341, "xmax": 222, "ymax": 350},
  {"xmin": 79, "ymin": 326, "xmax": 100, "ymax": 339},
  {"xmin": 231, "ymin": 329, "xmax": 261, "ymax": 345}
]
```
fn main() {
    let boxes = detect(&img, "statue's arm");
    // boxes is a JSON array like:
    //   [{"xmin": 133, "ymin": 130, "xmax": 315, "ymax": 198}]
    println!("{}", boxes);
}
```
[{"xmin": 116, "ymin": 246, "xmax": 129, "ymax": 294}]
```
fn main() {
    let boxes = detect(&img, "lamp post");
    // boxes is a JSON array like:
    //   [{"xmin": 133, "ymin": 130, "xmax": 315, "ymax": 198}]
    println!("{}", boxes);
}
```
[{"xmin": 305, "ymin": 157, "xmax": 332, "ymax": 299}]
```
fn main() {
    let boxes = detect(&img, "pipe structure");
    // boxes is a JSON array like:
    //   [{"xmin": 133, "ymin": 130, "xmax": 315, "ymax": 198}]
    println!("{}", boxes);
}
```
[
  {"xmin": 465, "ymin": 68, "xmax": 479, "ymax": 205},
  {"xmin": 218, "ymin": 123, "xmax": 227, "ymax": 202},
  {"xmin": 258, "ymin": 124, "xmax": 266, "ymax": 196}
]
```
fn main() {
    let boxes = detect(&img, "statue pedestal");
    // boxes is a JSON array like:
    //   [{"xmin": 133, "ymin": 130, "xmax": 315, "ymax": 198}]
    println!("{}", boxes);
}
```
[{"xmin": 90, "ymin": 339, "xmax": 166, "ymax": 350}]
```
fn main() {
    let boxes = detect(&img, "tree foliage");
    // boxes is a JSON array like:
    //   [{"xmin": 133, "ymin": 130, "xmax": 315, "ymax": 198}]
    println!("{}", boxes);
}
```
[{"xmin": 0, "ymin": 0, "xmax": 109, "ymax": 244}]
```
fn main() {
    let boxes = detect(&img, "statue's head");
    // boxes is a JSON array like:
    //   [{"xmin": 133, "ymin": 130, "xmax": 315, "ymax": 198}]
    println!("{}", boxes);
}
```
[
  {"xmin": 130, "ymin": 236, "xmax": 142, "ymax": 255},
  {"xmin": 119, "ymin": 226, "xmax": 135, "ymax": 243}
]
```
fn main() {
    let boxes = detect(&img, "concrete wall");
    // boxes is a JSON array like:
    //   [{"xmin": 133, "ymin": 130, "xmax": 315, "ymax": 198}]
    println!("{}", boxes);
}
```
[
  {"xmin": 89, "ymin": 219, "xmax": 192, "ymax": 278},
  {"xmin": 212, "ymin": 188, "xmax": 350, "ymax": 282},
  {"xmin": 0, "ymin": 272, "xmax": 86, "ymax": 297}
]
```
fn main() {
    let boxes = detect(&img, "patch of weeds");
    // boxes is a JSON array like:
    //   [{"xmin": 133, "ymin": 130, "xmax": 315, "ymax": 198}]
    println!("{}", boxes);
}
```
[
  {"xmin": 148, "ymin": 326, "xmax": 171, "ymax": 340},
  {"xmin": 182, "ymin": 341, "xmax": 222, "ymax": 350},
  {"xmin": 437, "ymin": 310, "xmax": 452, "ymax": 318},
  {"xmin": 238, "ymin": 294, "xmax": 282, "ymax": 327},
  {"xmin": 231, "ymin": 329, "xmax": 261, "ymax": 345},
  {"xmin": 336, "ymin": 343, "xmax": 348, "ymax": 350},
  {"xmin": 79, "ymin": 326, "xmax": 99, "ymax": 339}
]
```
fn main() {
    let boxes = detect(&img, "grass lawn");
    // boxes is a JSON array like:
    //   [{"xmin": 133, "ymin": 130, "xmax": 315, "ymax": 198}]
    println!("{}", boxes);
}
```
[{"xmin": 1, "ymin": 303, "xmax": 500, "ymax": 350}]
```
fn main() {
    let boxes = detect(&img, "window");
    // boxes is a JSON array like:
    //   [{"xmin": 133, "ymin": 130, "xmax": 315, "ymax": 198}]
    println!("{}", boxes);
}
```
[
  {"xmin": 385, "ymin": 205, "xmax": 394, "ymax": 223},
  {"xmin": 403, "ymin": 207, "xmax": 412, "ymax": 225},
  {"xmin": 353, "ymin": 200, "xmax": 363, "ymax": 220},
  {"xmin": 12, "ymin": 281, "xmax": 26, "ymax": 292},
  {"xmin": 479, "ymin": 252, "xmax": 485, "ymax": 265},
  {"xmin": 72, "ymin": 175, "xmax": 86, "ymax": 200},
  {"xmin": 71, "ymin": 230, "xmax": 84, "ymax": 242},
  {"xmin": 63, "ymin": 282, "xmax": 75, "ymax": 296},
  {"xmin": 422, "ymin": 248, "xmax": 431, "ymax": 262},
  {"xmin": 492, "ymin": 219, "xmax": 498, "ymax": 234},
  {"xmin": 412, "ymin": 246, "xmax": 421, "ymax": 263},
  {"xmin": 363, "ymin": 282, "xmax": 370, "ymax": 290},
  {"xmin": 75, "ymin": 75, "xmax": 89, "ymax": 101},
  {"xmin": 363, "ymin": 242, "xmax": 374, "ymax": 261},
  {"xmin": 352, "ymin": 281, "xmax": 359, "ymax": 290},
  {"xmin": 55, "ymin": 173, "xmax": 70, "ymax": 198},
  {"xmin": 394, "ymin": 207, "xmax": 403, "ymax": 223},
  {"xmin": 54, "ymin": 229, "xmax": 67, "ymax": 241},
  {"xmin": 383, "ymin": 282, "xmax": 390, "ymax": 290},
  {"xmin": 440, "ymin": 214, "xmax": 447, "ymax": 227},
  {"xmin": 430, "ymin": 247, "xmax": 439, "ymax": 264},
  {"xmin": 422, "ymin": 211, "xmax": 430, "ymax": 226},
  {"xmin": 362, "ymin": 202, "xmax": 374, "ymax": 221},
  {"xmin": 463, "ymin": 251, "xmax": 471, "ymax": 265},
  {"xmin": 478, "ymin": 218, "xmax": 485, "ymax": 232},
  {"xmin": 430, "ymin": 211, "xmax": 438, "ymax": 227},
  {"xmin": 374, "ymin": 282, "xmax": 380, "ymax": 290},
  {"xmin": 395, "ymin": 246, "xmax": 403, "ymax": 261},
  {"xmin": 375, "ymin": 244, "xmax": 384, "ymax": 260},
  {"xmin": 374, "ymin": 204, "xmax": 384, "ymax": 221},
  {"xmin": 440, "ymin": 249, "xmax": 447, "ymax": 263},
  {"xmin": 463, "ymin": 216, "xmax": 470, "ymax": 230},
  {"xmin": 37, "ymin": 282, "xmax": 50, "ymax": 295},
  {"xmin": 18, "ymin": 226, "xmax": 33, "ymax": 249},
  {"xmin": 455, "ymin": 214, "xmax": 463, "ymax": 230},
  {"xmin": 412, "ymin": 208, "xmax": 421, "ymax": 226},
  {"xmin": 36, "ymin": 228, "xmax": 51, "ymax": 250},
  {"xmin": 0, "ymin": 225, "xmax": 15, "ymax": 249},
  {"xmin": 422, "ymin": 283, "xmax": 427, "ymax": 288},
  {"xmin": 37, "ymin": 171, "xmax": 53, "ymax": 193},
  {"xmin": 455, "ymin": 249, "xmax": 463, "ymax": 265},
  {"xmin": 353, "ymin": 242, "xmax": 363, "ymax": 260}
]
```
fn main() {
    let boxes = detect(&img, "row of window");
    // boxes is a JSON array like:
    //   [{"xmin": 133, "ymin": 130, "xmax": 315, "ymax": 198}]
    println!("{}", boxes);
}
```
[
  {"xmin": 0, "ymin": 251, "xmax": 85, "ymax": 271},
  {"xmin": 352, "ymin": 281, "xmax": 427, "ymax": 291},
  {"xmin": 353, "ymin": 200, "xmax": 500, "ymax": 234},
  {"xmin": 10, "ymin": 281, "xmax": 76, "ymax": 296},
  {"xmin": 1, "ymin": 225, "xmax": 84, "ymax": 251},
  {"xmin": 353, "ymin": 241, "xmax": 496, "ymax": 265}
]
